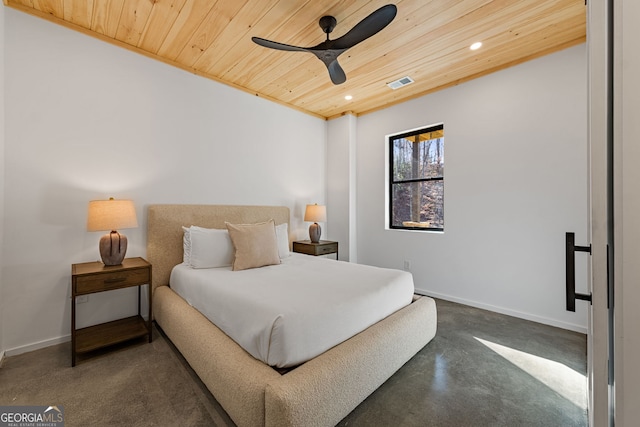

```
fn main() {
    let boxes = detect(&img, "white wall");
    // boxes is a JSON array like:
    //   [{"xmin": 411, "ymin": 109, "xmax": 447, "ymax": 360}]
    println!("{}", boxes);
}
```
[
  {"xmin": 326, "ymin": 114, "xmax": 357, "ymax": 261},
  {"xmin": 354, "ymin": 45, "xmax": 589, "ymax": 332},
  {"xmin": 0, "ymin": 4, "xmax": 6, "ymax": 361},
  {"xmin": 2, "ymin": 9, "xmax": 326, "ymax": 354}
]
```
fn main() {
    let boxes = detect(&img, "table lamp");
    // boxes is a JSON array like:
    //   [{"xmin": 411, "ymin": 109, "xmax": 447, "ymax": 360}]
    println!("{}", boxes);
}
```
[
  {"xmin": 87, "ymin": 198, "xmax": 138, "ymax": 266},
  {"xmin": 304, "ymin": 204, "xmax": 327, "ymax": 243}
]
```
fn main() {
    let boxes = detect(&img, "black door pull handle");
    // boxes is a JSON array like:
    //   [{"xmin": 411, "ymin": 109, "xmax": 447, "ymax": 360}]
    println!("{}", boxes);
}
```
[{"xmin": 566, "ymin": 232, "xmax": 592, "ymax": 312}]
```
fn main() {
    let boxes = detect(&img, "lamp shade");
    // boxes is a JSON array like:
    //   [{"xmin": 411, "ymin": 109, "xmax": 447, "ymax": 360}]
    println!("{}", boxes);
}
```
[
  {"xmin": 304, "ymin": 204, "xmax": 327, "ymax": 223},
  {"xmin": 87, "ymin": 199, "xmax": 138, "ymax": 232},
  {"xmin": 87, "ymin": 198, "xmax": 138, "ymax": 266}
]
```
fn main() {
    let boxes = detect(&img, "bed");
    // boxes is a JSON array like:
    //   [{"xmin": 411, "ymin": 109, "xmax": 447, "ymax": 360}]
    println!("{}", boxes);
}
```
[{"xmin": 147, "ymin": 204, "xmax": 437, "ymax": 427}]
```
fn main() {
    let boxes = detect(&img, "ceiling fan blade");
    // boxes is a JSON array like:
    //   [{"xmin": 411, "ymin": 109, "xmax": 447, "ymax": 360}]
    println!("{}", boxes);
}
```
[
  {"xmin": 251, "ymin": 37, "xmax": 310, "ymax": 53},
  {"xmin": 332, "ymin": 4, "xmax": 397, "ymax": 50},
  {"xmin": 327, "ymin": 60, "xmax": 346, "ymax": 85},
  {"xmin": 252, "ymin": 5, "xmax": 396, "ymax": 85}
]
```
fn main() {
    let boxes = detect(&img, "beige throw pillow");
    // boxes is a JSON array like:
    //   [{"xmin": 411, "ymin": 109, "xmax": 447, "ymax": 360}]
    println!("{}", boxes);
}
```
[{"xmin": 226, "ymin": 220, "xmax": 281, "ymax": 271}]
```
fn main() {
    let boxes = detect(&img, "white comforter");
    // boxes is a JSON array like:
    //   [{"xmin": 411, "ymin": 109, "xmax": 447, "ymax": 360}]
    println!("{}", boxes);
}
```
[{"xmin": 170, "ymin": 254, "xmax": 414, "ymax": 368}]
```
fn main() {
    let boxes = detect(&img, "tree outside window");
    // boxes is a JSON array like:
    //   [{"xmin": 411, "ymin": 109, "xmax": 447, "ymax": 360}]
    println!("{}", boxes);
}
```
[{"xmin": 389, "ymin": 124, "xmax": 444, "ymax": 231}]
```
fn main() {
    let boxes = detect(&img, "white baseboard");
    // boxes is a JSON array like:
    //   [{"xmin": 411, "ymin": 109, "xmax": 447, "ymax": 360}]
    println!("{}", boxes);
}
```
[
  {"xmin": 5, "ymin": 334, "xmax": 71, "ymax": 357},
  {"xmin": 5, "ymin": 315, "xmax": 151, "ymax": 357},
  {"xmin": 416, "ymin": 288, "xmax": 587, "ymax": 334}
]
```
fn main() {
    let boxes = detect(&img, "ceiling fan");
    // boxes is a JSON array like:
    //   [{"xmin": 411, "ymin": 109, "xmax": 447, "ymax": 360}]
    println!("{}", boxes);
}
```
[{"xmin": 251, "ymin": 4, "xmax": 398, "ymax": 85}]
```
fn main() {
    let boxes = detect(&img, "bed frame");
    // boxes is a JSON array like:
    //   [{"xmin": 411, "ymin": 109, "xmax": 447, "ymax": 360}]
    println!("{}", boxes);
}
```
[{"xmin": 147, "ymin": 204, "xmax": 437, "ymax": 427}]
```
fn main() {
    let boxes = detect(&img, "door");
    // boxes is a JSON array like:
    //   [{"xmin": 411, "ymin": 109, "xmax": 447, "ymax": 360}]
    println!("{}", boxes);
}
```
[
  {"xmin": 612, "ymin": 0, "xmax": 640, "ymax": 423},
  {"xmin": 585, "ymin": 0, "xmax": 612, "ymax": 424}
]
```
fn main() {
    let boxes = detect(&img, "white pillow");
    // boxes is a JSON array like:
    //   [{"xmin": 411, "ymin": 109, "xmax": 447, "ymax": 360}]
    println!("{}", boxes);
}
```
[
  {"xmin": 187, "ymin": 226, "xmax": 234, "ymax": 269},
  {"xmin": 275, "ymin": 223, "xmax": 290, "ymax": 259}
]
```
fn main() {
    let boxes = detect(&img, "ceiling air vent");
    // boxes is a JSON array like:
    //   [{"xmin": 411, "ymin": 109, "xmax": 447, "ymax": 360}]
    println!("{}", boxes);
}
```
[{"xmin": 387, "ymin": 76, "xmax": 414, "ymax": 90}]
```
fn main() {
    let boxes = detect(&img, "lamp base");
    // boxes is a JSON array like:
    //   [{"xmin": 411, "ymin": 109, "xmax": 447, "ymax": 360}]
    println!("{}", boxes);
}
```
[
  {"xmin": 309, "ymin": 223, "xmax": 321, "ymax": 243},
  {"xmin": 99, "ymin": 231, "xmax": 128, "ymax": 266}
]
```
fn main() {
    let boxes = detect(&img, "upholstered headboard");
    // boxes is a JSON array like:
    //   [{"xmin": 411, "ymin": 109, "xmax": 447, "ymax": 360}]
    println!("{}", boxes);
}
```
[{"xmin": 146, "ymin": 204, "xmax": 290, "ymax": 293}]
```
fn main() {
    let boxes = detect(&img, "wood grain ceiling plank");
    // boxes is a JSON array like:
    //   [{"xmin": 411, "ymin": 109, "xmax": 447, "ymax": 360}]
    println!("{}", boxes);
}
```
[
  {"xmin": 63, "ymin": 0, "xmax": 93, "ymax": 28},
  {"xmin": 190, "ymin": 0, "xmax": 284, "ymax": 74},
  {"xmin": 31, "ymin": 0, "xmax": 64, "ymax": 17},
  {"xmin": 247, "ymin": 55, "xmax": 327, "ymax": 102},
  {"xmin": 174, "ymin": 0, "xmax": 250, "ymax": 67},
  {"xmin": 462, "ymin": 17, "xmax": 586, "ymax": 72},
  {"xmin": 114, "ymin": 0, "xmax": 154, "ymax": 46},
  {"xmin": 258, "ymin": 58, "xmax": 334, "ymax": 109},
  {"xmin": 137, "ymin": 0, "xmax": 188, "ymax": 53},
  {"xmin": 8, "ymin": 0, "xmax": 35, "ymax": 8},
  {"xmin": 198, "ymin": 0, "xmax": 312, "ymax": 79},
  {"xmin": 91, "ymin": 0, "xmax": 126, "ymax": 38},
  {"xmin": 156, "ymin": 0, "xmax": 217, "ymax": 60}
]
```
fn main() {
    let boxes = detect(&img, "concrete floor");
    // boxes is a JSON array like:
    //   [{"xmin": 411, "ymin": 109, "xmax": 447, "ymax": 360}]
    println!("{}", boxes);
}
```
[
  {"xmin": 0, "ymin": 298, "xmax": 587, "ymax": 426},
  {"xmin": 338, "ymin": 299, "xmax": 587, "ymax": 426}
]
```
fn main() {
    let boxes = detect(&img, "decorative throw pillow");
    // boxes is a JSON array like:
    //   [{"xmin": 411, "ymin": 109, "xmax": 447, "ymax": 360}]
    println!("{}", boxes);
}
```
[
  {"xmin": 226, "ymin": 220, "xmax": 281, "ymax": 271},
  {"xmin": 275, "ymin": 222, "xmax": 290, "ymax": 259}
]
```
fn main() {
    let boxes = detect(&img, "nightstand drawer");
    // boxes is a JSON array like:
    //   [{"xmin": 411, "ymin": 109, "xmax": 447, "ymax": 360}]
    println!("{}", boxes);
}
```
[
  {"xmin": 75, "ymin": 268, "xmax": 150, "ymax": 294},
  {"xmin": 317, "ymin": 242, "xmax": 338, "ymax": 255},
  {"xmin": 292, "ymin": 240, "xmax": 338, "ymax": 258}
]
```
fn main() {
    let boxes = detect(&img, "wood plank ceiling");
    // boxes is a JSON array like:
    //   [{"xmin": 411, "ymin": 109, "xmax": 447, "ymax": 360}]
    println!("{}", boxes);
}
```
[{"xmin": 4, "ymin": 0, "xmax": 586, "ymax": 119}]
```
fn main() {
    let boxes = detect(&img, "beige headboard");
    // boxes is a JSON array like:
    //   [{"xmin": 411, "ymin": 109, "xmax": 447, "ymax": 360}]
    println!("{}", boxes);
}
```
[{"xmin": 146, "ymin": 204, "xmax": 290, "ymax": 292}]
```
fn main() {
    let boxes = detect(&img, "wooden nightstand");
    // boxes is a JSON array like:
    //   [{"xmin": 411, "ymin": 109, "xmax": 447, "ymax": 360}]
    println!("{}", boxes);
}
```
[
  {"xmin": 71, "ymin": 257, "xmax": 152, "ymax": 366},
  {"xmin": 292, "ymin": 240, "xmax": 339, "ymax": 259}
]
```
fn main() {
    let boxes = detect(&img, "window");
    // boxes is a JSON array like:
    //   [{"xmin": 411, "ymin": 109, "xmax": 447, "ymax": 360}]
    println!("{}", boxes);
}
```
[{"xmin": 388, "ymin": 124, "xmax": 444, "ymax": 231}]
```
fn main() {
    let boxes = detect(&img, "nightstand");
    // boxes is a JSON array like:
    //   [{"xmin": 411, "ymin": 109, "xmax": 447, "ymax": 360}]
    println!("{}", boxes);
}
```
[
  {"xmin": 71, "ymin": 257, "xmax": 152, "ymax": 366},
  {"xmin": 292, "ymin": 240, "xmax": 339, "ymax": 259}
]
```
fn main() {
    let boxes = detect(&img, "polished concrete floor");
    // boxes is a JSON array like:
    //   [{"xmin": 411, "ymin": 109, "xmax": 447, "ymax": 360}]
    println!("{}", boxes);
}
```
[
  {"xmin": 338, "ymin": 299, "xmax": 587, "ymax": 426},
  {"xmin": 0, "ymin": 299, "xmax": 587, "ymax": 426}
]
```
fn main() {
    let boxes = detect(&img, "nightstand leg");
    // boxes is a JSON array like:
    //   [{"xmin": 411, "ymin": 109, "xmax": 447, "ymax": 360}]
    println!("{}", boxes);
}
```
[
  {"xmin": 147, "ymin": 284, "xmax": 153, "ymax": 343},
  {"xmin": 71, "ymin": 295, "xmax": 76, "ymax": 367}
]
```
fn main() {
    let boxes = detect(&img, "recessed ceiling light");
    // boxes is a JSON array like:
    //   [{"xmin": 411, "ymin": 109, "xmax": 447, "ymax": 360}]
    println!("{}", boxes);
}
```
[
  {"xmin": 345, "ymin": 95, "xmax": 353, "ymax": 100},
  {"xmin": 470, "ymin": 42, "xmax": 482, "ymax": 51}
]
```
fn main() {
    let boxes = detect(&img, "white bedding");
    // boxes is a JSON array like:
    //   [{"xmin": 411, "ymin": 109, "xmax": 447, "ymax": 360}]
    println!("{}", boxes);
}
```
[{"xmin": 170, "ymin": 253, "xmax": 414, "ymax": 368}]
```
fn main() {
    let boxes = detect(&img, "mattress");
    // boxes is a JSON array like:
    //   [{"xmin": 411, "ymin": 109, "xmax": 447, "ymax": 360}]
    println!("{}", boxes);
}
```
[{"xmin": 170, "ymin": 253, "xmax": 414, "ymax": 368}]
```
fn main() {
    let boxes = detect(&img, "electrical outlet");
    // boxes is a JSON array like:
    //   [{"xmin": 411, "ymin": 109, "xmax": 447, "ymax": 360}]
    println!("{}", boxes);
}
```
[
  {"xmin": 403, "ymin": 260, "xmax": 411, "ymax": 271},
  {"xmin": 76, "ymin": 295, "xmax": 89, "ymax": 304}
]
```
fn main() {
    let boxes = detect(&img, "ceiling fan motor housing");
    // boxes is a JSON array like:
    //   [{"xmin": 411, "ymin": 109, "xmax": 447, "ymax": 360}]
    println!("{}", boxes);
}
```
[{"xmin": 319, "ymin": 16, "xmax": 337, "ymax": 35}]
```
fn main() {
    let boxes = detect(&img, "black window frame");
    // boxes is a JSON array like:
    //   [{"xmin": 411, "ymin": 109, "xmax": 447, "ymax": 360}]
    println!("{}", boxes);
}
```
[{"xmin": 388, "ymin": 123, "xmax": 444, "ymax": 232}]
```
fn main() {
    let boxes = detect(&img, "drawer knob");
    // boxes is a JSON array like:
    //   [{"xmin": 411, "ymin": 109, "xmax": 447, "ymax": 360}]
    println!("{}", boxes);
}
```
[{"xmin": 104, "ymin": 277, "xmax": 126, "ymax": 284}]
